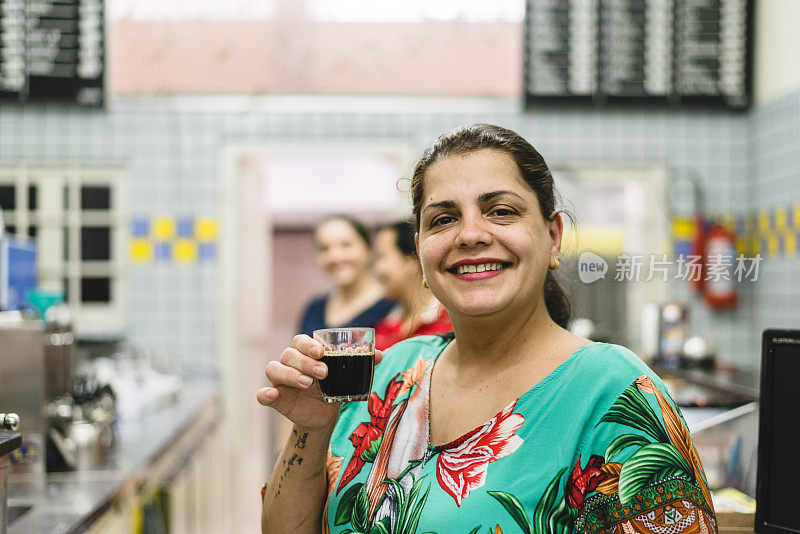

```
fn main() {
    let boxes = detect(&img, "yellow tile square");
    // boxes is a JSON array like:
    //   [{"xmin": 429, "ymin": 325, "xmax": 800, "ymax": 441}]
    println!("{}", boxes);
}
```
[
  {"xmin": 783, "ymin": 231, "xmax": 796, "ymax": 257},
  {"xmin": 759, "ymin": 209, "xmax": 771, "ymax": 232},
  {"xmin": 195, "ymin": 217, "xmax": 219, "ymax": 242},
  {"xmin": 174, "ymin": 239, "xmax": 198, "ymax": 263},
  {"xmin": 672, "ymin": 217, "xmax": 694, "ymax": 239},
  {"xmin": 775, "ymin": 205, "xmax": 788, "ymax": 230},
  {"xmin": 153, "ymin": 216, "xmax": 176, "ymax": 240},
  {"xmin": 735, "ymin": 238, "xmax": 748, "ymax": 256},
  {"xmin": 793, "ymin": 201, "xmax": 800, "ymax": 229},
  {"xmin": 129, "ymin": 239, "xmax": 153, "ymax": 262},
  {"xmin": 750, "ymin": 236, "xmax": 761, "ymax": 255},
  {"xmin": 767, "ymin": 235, "xmax": 779, "ymax": 258}
]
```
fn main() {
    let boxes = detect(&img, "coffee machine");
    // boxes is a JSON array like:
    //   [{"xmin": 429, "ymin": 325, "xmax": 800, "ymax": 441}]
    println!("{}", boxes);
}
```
[{"xmin": 0, "ymin": 319, "xmax": 76, "ymax": 473}]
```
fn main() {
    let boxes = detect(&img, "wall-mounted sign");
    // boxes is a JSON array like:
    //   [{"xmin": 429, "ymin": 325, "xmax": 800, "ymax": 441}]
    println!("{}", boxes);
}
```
[
  {"xmin": 0, "ymin": 0, "xmax": 104, "ymax": 106},
  {"xmin": 524, "ymin": 0, "xmax": 752, "ymax": 109}
]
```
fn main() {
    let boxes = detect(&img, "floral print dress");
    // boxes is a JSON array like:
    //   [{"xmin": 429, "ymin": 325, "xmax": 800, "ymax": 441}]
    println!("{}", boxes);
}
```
[{"xmin": 323, "ymin": 336, "xmax": 717, "ymax": 534}]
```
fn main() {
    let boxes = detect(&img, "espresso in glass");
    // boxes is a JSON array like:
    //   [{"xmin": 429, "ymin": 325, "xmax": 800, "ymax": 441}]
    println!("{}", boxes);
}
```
[{"xmin": 313, "ymin": 328, "xmax": 375, "ymax": 403}]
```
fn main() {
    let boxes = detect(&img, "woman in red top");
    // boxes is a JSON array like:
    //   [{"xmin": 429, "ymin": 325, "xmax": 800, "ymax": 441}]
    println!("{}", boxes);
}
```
[{"xmin": 373, "ymin": 220, "xmax": 452, "ymax": 351}]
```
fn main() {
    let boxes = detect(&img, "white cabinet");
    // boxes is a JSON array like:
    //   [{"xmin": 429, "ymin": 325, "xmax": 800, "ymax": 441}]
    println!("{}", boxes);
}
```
[{"xmin": 89, "ymin": 399, "xmax": 228, "ymax": 534}]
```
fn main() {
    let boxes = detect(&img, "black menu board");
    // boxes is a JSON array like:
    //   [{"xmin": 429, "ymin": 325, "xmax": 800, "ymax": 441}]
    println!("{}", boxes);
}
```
[
  {"xmin": 0, "ymin": 0, "xmax": 104, "ymax": 106},
  {"xmin": 524, "ymin": 0, "xmax": 752, "ymax": 109}
]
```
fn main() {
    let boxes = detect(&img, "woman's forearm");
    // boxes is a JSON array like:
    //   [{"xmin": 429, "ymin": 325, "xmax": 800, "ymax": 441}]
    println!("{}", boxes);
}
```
[{"xmin": 261, "ymin": 422, "xmax": 335, "ymax": 533}]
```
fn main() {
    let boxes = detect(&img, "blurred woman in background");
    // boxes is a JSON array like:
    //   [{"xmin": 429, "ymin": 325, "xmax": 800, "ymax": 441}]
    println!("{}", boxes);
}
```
[
  {"xmin": 373, "ymin": 220, "xmax": 451, "ymax": 350},
  {"xmin": 298, "ymin": 215, "xmax": 394, "ymax": 336}
]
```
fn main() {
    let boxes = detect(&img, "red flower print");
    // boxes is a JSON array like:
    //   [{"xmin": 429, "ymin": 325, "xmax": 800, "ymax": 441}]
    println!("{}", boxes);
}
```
[
  {"xmin": 436, "ymin": 401, "xmax": 524, "ymax": 507},
  {"xmin": 338, "ymin": 377, "xmax": 405, "ymax": 492},
  {"xmin": 565, "ymin": 454, "xmax": 607, "ymax": 509}
]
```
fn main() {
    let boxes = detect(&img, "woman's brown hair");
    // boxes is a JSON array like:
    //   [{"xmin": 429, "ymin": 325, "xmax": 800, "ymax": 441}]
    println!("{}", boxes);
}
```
[{"xmin": 410, "ymin": 123, "xmax": 572, "ymax": 328}]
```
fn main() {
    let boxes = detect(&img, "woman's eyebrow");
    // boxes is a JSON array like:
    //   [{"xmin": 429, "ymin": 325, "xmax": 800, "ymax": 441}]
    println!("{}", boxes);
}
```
[
  {"xmin": 478, "ymin": 190, "xmax": 526, "ymax": 203},
  {"xmin": 421, "ymin": 200, "xmax": 456, "ymax": 214}
]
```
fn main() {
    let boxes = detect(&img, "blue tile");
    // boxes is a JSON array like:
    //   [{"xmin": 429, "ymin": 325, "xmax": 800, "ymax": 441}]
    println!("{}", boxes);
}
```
[
  {"xmin": 736, "ymin": 214, "xmax": 746, "ymax": 235},
  {"xmin": 674, "ymin": 241, "xmax": 692, "ymax": 257},
  {"xmin": 199, "ymin": 243, "xmax": 216, "ymax": 262},
  {"xmin": 155, "ymin": 242, "xmax": 172, "ymax": 261},
  {"xmin": 131, "ymin": 217, "xmax": 150, "ymax": 237},
  {"xmin": 177, "ymin": 218, "xmax": 194, "ymax": 238}
]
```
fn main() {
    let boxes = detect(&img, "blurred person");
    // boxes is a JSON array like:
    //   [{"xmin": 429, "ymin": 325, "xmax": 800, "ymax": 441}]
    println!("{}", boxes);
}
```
[
  {"xmin": 259, "ymin": 125, "xmax": 716, "ymax": 533},
  {"xmin": 298, "ymin": 215, "xmax": 394, "ymax": 336},
  {"xmin": 373, "ymin": 220, "xmax": 451, "ymax": 351}
]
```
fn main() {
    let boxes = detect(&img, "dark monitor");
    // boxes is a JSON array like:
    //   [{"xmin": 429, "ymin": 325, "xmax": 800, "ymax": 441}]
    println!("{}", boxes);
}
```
[{"xmin": 755, "ymin": 329, "xmax": 800, "ymax": 533}]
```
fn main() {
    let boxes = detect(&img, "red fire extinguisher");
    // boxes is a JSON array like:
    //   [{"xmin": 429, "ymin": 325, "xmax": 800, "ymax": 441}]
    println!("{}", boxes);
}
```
[{"xmin": 690, "ymin": 217, "xmax": 738, "ymax": 310}]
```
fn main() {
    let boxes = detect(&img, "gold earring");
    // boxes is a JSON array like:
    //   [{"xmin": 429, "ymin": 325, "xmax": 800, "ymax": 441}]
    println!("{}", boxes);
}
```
[
  {"xmin": 422, "ymin": 277, "xmax": 429, "ymax": 288},
  {"xmin": 549, "ymin": 256, "xmax": 560, "ymax": 270}
]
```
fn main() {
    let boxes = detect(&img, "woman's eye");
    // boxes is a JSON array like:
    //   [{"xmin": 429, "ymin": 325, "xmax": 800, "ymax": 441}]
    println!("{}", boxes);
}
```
[
  {"xmin": 431, "ymin": 215, "xmax": 455, "ymax": 227},
  {"xmin": 490, "ymin": 207, "xmax": 516, "ymax": 217}
]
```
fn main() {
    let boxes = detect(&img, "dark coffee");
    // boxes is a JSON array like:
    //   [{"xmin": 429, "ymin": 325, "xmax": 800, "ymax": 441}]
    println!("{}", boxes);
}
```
[{"xmin": 319, "ymin": 353, "xmax": 374, "ymax": 400}]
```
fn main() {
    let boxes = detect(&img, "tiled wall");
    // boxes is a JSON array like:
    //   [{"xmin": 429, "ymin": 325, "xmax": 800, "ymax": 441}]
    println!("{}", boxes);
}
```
[
  {"xmin": 129, "ymin": 215, "xmax": 219, "ymax": 264},
  {"xmin": 748, "ymin": 91, "xmax": 800, "ymax": 358},
  {"xmin": 0, "ymin": 96, "xmax": 766, "ymax": 368}
]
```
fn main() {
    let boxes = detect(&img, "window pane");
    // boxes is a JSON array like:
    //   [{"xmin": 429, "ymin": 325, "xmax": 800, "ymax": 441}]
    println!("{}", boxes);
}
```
[
  {"xmin": 80, "ymin": 186, "xmax": 111, "ymax": 210},
  {"xmin": 80, "ymin": 226, "xmax": 111, "ymax": 261},
  {"xmin": 4, "ymin": 225, "xmax": 16, "ymax": 235},
  {"xmin": 63, "ymin": 186, "xmax": 70, "ymax": 210},
  {"xmin": 28, "ymin": 185, "xmax": 37, "ymax": 211},
  {"xmin": 63, "ymin": 277, "xmax": 70, "ymax": 302},
  {"xmin": 0, "ymin": 185, "xmax": 15, "ymax": 211},
  {"xmin": 27, "ymin": 226, "xmax": 38, "ymax": 239},
  {"xmin": 81, "ymin": 277, "xmax": 111, "ymax": 303}
]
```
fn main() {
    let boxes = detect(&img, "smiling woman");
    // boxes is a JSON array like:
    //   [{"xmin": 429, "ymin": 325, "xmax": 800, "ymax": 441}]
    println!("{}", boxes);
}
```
[
  {"xmin": 258, "ymin": 125, "xmax": 718, "ymax": 534},
  {"xmin": 411, "ymin": 125, "xmax": 572, "ymax": 330},
  {"xmin": 297, "ymin": 215, "xmax": 395, "ymax": 337}
]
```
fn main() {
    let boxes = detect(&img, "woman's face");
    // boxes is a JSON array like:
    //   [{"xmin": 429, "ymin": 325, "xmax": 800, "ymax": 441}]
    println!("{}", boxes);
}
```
[
  {"xmin": 373, "ymin": 228, "xmax": 421, "ymax": 300},
  {"xmin": 416, "ymin": 149, "xmax": 562, "ymax": 319},
  {"xmin": 314, "ymin": 219, "xmax": 371, "ymax": 288}
]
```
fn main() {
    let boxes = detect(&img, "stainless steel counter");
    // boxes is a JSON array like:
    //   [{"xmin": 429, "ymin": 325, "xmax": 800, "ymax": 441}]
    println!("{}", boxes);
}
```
[
  {"xmin": 7, "ymin": 379, "xmax": 219, "ymax": 534},
  {"xmin": 651, "ymin": 363, "xmax": 759, "ymax": 403}
]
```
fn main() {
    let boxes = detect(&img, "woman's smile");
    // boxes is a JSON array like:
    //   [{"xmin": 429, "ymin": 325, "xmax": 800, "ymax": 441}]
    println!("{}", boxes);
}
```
[{"xmin": 447, "ymin": 258, "xmax": 512, "ymax": 281}]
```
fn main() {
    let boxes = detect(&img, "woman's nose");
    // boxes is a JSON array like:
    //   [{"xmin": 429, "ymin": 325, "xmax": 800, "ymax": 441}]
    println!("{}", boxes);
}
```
[
  {"xmin": 325, "ymin": 246, "xmax": 347, "ymax": 261},
  {"xmin": 457, "ymin": 213, "xmax": 492, "ymax": 248}
]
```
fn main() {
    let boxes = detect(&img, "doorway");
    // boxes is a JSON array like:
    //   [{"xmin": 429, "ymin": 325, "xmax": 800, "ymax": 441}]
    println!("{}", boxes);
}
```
[
  {"xmin": 555, "ymin": 165, "xmax": 669, "ymax": 351},
  {"xmin": 219, "ymin": 139, "xmax": 414, "ymax": 531}
]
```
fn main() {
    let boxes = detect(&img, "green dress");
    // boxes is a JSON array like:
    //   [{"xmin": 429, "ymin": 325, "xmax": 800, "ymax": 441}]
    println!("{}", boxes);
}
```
[{"xmin": 323, "ymin": 335, "xmax": 717, "ymax": 534}]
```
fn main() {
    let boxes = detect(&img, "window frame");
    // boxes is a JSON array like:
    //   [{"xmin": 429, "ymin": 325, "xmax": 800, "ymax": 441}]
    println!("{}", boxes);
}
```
[{"xmin": 0, "ymin": 163, "xmax": 127, "ymax": 335}]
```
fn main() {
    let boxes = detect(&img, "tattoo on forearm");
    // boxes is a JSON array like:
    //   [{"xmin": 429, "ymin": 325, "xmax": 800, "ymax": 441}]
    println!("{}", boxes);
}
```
[
  {"xmin": 273, "ymin": 451, "xmax": 305, "ymax": 500},
  {"xmin": 293, "ymin": 428, "xmax": 308, "ymax": 449},
  {"xmin": 273, "ymin": 458, "xmax": 286, "ymax": 499},
  {"xmin": 271, "ymin": 429, "xmax": 312, "ymax": 500}
]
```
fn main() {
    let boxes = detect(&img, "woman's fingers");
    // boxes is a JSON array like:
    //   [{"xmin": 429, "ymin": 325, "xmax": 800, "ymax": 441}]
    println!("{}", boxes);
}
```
[
  {"xmin": 256, "ymin": 385, "xmax": 299, "ymax": 416},
  {"xmin": 279, "ymin": 347, "xmax": 327, "ymax": 380},
  {"xmin": 260, "ymin": 338, "xmax": 381, "ymax": 409},
  {"xmin": 256, "ymin": 386, "xmax": 278, "ymax": 406},
  {"xmin": 288, "ymin": 333, "xmax": 378, "ymax": 367},
  {"xmin": 290, "ymin": 334, "xmax": 324, "ymax": 359},
  {"xmin": 265, "ymin": 360, "xmax": 315, "ymax": 389}
]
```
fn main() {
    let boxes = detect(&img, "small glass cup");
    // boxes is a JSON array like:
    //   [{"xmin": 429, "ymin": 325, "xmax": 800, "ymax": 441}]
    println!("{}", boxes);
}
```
[{"xmin": 312, "ymin": 327, "xmax": 375, "ymax": 403}]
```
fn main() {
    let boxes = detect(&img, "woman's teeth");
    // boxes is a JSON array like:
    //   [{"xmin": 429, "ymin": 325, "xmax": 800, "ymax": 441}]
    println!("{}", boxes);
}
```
[{"xmin": 455, "ymin": 262, "xmax": 504, "ymax": 274}]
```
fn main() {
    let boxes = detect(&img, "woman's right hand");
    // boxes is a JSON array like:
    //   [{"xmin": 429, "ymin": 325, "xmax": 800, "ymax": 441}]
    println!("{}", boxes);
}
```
[{"xmin": 256, "ymin": 334, "xmax": 384, "ymax": 431}]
